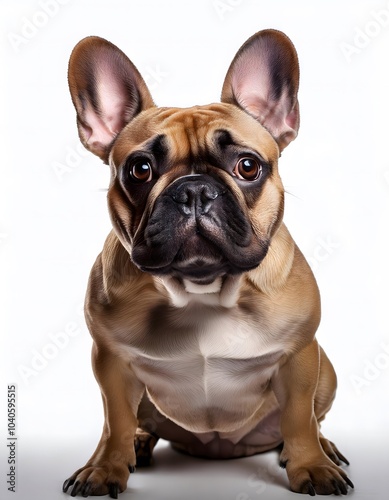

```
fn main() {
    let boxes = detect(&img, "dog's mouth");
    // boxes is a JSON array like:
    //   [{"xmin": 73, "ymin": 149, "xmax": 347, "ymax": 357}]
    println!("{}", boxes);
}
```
[
  {"xmin": 132, "ymin": 217, "xmax": 268, "ymax": 282},
  {"xmin": 172, "ymin": 264, "xmax": 227, "ymax": 285},
  {"xmin": 166, "ymin": 232, "xmax": 231, "ymax": 283},
  {"xmin": 131, "ymin": 175, "xmax": 269, "ymax": 281},
  {"xmin": 133, "ymin": 231, "xmax": 232, "ymax": 282}
]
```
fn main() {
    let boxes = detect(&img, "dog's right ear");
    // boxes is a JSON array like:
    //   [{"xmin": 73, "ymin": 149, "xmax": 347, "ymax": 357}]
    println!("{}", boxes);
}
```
[
  {"xmin": 221, "ymin": 30, "xmax": 300, "ymax": 153},
  {"xmin": 68, "ymin": 36, "xmax": 155, "ymax": 163}
]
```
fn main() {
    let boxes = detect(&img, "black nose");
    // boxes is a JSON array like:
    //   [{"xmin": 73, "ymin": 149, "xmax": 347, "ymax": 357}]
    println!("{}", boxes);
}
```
[{"xmin": 170, "ymin": 175, "xmax": 225, "ymax": 217}]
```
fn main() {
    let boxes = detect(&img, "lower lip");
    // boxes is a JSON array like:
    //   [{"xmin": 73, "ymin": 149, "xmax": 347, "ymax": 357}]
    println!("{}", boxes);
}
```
[{"xmin": 183, "ymin": 277, "xmax": 222, "ymax": 294}]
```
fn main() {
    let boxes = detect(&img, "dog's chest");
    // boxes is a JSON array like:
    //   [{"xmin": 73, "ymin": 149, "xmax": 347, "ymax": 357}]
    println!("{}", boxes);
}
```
[
  {"xmin": 127, "ymin": 302, "xmax": 285, "ymax": 364},
  {"xmin": 119, "ymin": 302, "xmax": 288, "ymax": 432}
]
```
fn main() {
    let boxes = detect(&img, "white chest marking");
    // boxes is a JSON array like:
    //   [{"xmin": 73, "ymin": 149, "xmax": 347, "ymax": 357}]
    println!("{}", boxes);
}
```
[{"xmin": 122, "ymin": 310, "xmax": 285, "ymax": 434}]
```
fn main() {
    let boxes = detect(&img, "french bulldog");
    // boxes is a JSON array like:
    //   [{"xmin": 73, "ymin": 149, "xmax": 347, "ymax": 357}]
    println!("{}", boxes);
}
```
[{"xmin": 63, "ymin": 29, "xmax": 353, "ymax": 497}]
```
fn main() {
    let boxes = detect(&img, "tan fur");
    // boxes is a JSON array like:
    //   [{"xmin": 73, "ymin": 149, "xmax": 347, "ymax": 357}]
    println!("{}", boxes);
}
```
[{"xmin": 63, "ymin": 31, "xmax": 353, "ymax": 498}]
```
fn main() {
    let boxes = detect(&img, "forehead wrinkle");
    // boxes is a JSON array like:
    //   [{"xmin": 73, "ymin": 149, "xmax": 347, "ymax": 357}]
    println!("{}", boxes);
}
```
[{"xmin": 161, "ymin": 108, "xmax": 220, "ymax": 162}]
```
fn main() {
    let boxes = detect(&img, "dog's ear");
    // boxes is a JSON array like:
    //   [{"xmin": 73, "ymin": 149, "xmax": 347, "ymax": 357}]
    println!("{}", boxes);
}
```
[
  {"xmin": 221, "ymin": 29, "xmax": 300, "ymax": 152},
  {"xmin": 68, "ymin": 36, "xmax": 154, "ymax": 163}
]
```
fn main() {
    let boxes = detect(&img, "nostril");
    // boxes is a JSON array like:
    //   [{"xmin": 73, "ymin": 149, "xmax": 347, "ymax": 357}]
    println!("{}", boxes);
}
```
[
  {"xmin": 172, "ymin": 186, "xmax": 198, "ymax": 207},
  {"xmin": 201, "ymin": 185, "xmax": 219, "ymax": 201},
  {"xmin": 172, "ymin": 188, "xmax": 196, "ymax": 216},
  {"xmin": 172, "ymin": 191, "xmax": 190, "ymax": 204},
  {"xmin": 201, "ymin": 192, "xmax": 215, "ymax": 215}
]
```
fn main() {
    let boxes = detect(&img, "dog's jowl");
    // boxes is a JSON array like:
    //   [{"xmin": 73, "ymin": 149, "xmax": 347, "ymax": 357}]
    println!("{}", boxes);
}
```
[{"xmin": 63, "ymin": 30, "xmax": 353, "ymax": 497}]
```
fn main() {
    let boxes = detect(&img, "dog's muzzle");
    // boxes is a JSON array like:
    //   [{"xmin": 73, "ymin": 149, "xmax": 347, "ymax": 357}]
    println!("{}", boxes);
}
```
[{"xmin": 131, "ymin": 175, "xmax": 268, "ymax": 282}]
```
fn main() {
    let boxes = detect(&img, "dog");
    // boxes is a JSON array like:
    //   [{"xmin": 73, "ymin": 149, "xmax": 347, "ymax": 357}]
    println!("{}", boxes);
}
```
[{"xmin": 63, "ymin": 30, "xmax": 353, "ymax": 498}]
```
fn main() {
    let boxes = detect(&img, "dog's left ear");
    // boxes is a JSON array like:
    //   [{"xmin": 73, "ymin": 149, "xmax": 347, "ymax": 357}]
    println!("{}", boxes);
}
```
[
  {"xmin": 221, "ymin": 29, "xmax": 300, "ymax": 152},
  {"xmin": 68, "ymin": 36, "xmax": 155, "ymax": 163}
]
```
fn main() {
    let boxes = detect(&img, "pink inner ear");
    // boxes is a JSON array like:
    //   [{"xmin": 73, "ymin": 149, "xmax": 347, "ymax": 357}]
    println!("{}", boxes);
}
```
[
  {"xmin": 232, "ymin": 59, "xmax": 294, "ymax": 139},
  {"xmin": 69, "ymin": 36, "xmax": 155, "ymax": 161},
  {"xmin": 82, "ymin": 61, "xmax": 132, "ymax": 151},
  {"xmin": 223, "ymin": 32, "xmax": 300, "ymax": 150},
  {"xmin": 232, "ymin": 61, "xmax": 271, "ymax": 120},
  {"xmin": 284, "ymin": 104, "xmax": 299, "ymax": 135}
]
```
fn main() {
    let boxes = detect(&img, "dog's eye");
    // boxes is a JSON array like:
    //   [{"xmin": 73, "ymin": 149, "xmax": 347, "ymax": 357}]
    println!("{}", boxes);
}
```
[
  {"xmin": 234, "ymin": 158, "xmax": 262, "ymax": 181},
  {"xmin": 129, "ymin": 160, "xmax": 153, "ymax": 183}
]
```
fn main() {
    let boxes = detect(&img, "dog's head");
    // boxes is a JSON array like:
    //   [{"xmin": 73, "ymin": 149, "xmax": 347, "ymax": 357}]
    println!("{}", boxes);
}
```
[{"xmin": 68, "ymin": 30, "xmax": 299, "ymax": 302}]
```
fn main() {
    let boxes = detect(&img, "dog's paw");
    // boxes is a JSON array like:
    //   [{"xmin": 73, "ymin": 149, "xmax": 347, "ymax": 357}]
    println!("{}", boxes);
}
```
[
  {"xmin": 134, "ymin": 427, "xmax": 159, "ymax": 467},
  {"xmin": 286, "ymin": 459, "xmax": 354, "ymax": 496},
  {"xmin": 319, "ymin": 437, "xmax": 350, "ymax": 466},
  {"xmin": 63, "ymin": 463, "xmax": 132, "ymax": 498}
]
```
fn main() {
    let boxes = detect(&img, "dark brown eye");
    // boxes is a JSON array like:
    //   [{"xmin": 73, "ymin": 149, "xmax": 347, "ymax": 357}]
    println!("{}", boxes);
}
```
[
  {"xmin": 129, "ymin": 160, "xmax": 153, "ymax": 183},
  {"xmin": 234, "ymin": 157, "xmax": 262, "ymax": 181}
]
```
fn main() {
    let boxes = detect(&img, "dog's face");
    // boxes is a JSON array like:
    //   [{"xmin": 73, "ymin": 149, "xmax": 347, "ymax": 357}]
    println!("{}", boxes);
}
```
[
  {"xmin": 68, "ymin": 30, "xmax": 299, "ymax": 288},
  {"xmin": 110, "ymin": 104, "xmax": 281, "ymax": 285}
]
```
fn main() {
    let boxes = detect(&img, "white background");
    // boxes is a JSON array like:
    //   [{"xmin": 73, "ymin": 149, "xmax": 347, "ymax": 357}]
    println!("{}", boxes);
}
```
[{"xmin": 1, "ymin": 0, "xmax": 389, "ymax": 498}]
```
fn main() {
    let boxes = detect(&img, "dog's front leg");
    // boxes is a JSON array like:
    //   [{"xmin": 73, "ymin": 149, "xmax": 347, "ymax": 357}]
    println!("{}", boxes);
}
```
[
  {"xmin": 63, "ymin": 343, "xmax": 144, "ymax": 498},
  {"xmin": 272, "ymin": 339, "xmax": 351, "ymax": 495}
]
